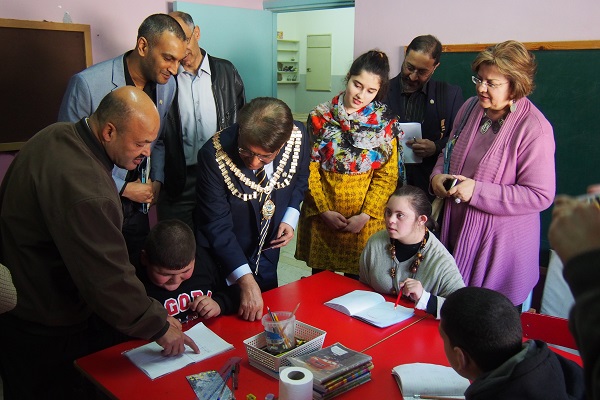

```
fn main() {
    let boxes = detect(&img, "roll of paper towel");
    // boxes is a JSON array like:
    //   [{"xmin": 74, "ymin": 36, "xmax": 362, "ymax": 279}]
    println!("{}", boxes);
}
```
[{"xmin": 279, "ymin": 366, "xmax": 314, "ymax": 400}]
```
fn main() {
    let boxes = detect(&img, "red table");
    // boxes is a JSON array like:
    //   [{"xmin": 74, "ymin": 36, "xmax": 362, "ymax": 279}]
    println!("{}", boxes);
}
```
[
  {"xmin": 75, "ymin": 272, "xmax": 582, "ymax": 399},
  {"xmin": 75, "ymin": 272, "xmax": 422, "ymax": 399}
]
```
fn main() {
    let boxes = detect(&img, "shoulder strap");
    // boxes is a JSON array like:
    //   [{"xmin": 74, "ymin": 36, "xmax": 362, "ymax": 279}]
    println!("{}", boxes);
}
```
[
  {"xmin": 453, "ymin": 97, "xmax": 478, "ymax": 141},
  {"xmin": 442, "ymin": 97, "xmax": 478, "ymax": 174}
]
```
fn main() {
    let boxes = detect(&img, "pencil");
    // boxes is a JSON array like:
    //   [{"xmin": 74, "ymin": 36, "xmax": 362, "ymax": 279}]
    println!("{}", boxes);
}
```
[
  {"xmin": 393, "ymin": 290, "xmax": 402, "ymax": 309},
  {"xmin": 267, "ymin": 306, "xmax": 291, "ymax": 349}
]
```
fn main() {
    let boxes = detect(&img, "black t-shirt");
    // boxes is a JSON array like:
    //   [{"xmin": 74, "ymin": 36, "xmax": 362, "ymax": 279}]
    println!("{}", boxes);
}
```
[{"xmin": 136, "ymin": 247, "xmax": 240, "ymax": 322}]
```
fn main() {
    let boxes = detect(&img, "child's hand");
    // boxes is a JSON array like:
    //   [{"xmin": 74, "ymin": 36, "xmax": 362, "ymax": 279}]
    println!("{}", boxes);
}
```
[
  {"xmin": 190, "ymin": 295, "xmax": 222, "ymax": 319},
  {"xmin": 399, "ymin": 278, "xmax": 424, "ymax": 302}
]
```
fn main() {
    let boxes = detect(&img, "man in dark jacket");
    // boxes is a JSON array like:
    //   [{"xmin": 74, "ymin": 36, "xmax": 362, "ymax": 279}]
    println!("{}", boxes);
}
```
[
  {"xmin": 549, "ymin": 191, "xmax": 600, "ymax": 400},
  {"xmin": 440, "ymin": 287, "xmax": 585, "ymax": 400},
  {"xmin": 159, "ymin": 11, "xmax": 246, "ymax": 229},
  {"xmin": 384, "ymin": 35, "xmax": 463, "ymax": 196}
]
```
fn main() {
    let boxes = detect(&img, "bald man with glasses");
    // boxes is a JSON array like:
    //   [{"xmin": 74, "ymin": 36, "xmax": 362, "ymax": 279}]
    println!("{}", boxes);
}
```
[{"xmin": 384, "ymin": 35, "xmax": 463, "ymax": 198}]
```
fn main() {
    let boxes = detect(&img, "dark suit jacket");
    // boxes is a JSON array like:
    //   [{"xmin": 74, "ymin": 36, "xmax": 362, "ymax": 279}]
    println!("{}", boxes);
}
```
[
  {"xmin": 194, "ymin": 122, "xmax": 310, "ymax": 289},
  {"xmin": 385, "ymin": 76, "xmax": 463, "ymax": 192}
]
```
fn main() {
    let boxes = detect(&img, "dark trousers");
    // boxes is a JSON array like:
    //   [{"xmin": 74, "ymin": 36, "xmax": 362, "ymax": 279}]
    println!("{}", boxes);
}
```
[
  {"xmin": 122, "ymin": 198, "xmax": 150, "ymax": 268},
  {"xmin": 252, "ymin": 248, "xmax": 280, "ymax": 292},
  {"xmin": 0, "ymin": 314, "xmax": 125, "ymax": 399},
  {"xmin": 157, "ymin": 165, "xmax": 197, "ymax": 231}
]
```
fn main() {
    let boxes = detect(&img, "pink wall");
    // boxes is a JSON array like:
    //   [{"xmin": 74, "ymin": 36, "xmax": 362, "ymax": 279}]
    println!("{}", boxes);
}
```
[
  {"xmin": 354, "ymin": 0, "xmax": 600, "ymax": 77},
  {"xmin": 1, "ymin": 0, "xmax": 263, "ymax": 64}
]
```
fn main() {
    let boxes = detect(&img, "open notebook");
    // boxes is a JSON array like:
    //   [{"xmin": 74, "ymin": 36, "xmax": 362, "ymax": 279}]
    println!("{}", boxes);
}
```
[
  {"xmin": 123, "ymin": 322, "xmax": 234, "ymax": 379},
  {"xmin": 325, "ymin": 290, "xmax": 414, "ymax": 328},
  {"xmin": 392, "ymin": 363, "xmax": 470, "ymax": 399}
]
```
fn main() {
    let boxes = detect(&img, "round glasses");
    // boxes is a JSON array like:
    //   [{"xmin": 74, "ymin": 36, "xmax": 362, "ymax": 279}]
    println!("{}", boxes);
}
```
[{"xmin": 471, "ymin": 76, "xmax": 509, "ymax": 89}]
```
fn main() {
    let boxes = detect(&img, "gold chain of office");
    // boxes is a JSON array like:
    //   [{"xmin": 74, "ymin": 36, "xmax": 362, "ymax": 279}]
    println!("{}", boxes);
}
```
[{"xmin": 212, "ymin": 126, "xmax": 303, "ymax": 202}]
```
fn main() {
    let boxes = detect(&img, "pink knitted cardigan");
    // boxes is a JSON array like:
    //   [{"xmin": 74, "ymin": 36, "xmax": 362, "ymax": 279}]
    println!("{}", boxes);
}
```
[{"xmin": 432, "ymin": 96, "xmax": 556, "ymax": 305}]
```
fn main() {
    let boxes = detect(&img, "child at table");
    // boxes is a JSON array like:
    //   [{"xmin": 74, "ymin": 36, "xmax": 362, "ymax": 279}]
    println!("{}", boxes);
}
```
[
  {"xmin": 439, "ymin": 287, "xmax": 585, "ymax": 400},
  {"xmin": 359, "ymin": 185, "xmax": 464, "ymax": 318},
  {"xmin": 137, "ymin": 219, "xmax": 240, "ymax": 322}
]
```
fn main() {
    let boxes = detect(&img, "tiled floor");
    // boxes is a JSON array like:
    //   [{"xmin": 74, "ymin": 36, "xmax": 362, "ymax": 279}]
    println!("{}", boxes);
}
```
[{"xmin": 277, "ymin": 233, "xmax": 312, "ymax": 286}]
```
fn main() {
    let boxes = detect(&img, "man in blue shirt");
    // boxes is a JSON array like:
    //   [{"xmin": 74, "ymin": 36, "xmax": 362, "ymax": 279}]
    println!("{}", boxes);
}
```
[{"xmin": 159, "ymin": 11, "xmax": 246, "ymax": 230}]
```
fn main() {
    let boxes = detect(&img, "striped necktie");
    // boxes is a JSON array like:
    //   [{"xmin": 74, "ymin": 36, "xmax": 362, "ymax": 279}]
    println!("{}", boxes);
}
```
[
  {"xmin": 255, "ymin": 165, "xmax": 270, "ymax": 275},
  {"xmin": 255, "ymin": 166, "xmax": 266, "ymax": 201}
]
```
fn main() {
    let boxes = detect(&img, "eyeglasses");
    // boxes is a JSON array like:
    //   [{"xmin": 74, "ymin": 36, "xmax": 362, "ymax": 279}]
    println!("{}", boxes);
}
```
[
  {"xmin": 403, "ymin": 61, "xmax": 435, "ymax": 78},
  {"xmin": 471, "ymin": 76, "xmax": 509, "ymax": 89},
  {"xmin": 238, "ymin": 147, "xmax": 278, "ymax": 163},
  {"xmin": 184, "ymin": 26, "xmax": 197, "ymax": 44}
]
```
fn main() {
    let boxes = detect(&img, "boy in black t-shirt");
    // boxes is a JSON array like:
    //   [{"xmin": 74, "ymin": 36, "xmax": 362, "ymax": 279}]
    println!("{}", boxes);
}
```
[{"xmin": 138, "ymin": 220, "xmax": 240, "ymax": 322}]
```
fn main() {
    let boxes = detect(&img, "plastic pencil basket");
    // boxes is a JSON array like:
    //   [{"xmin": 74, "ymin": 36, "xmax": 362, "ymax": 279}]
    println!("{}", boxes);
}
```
[{"xmin": 244, "ymin": 320, "xmax": 326, "ymax": 376}]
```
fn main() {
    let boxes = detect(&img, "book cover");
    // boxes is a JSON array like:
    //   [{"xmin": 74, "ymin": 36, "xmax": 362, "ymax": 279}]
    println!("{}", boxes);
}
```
[
  {"xmin": 123, "ymin": 322, "xmax": 234, "ymax": 379},
  {"xmin": 314, "ymin": 362, "xmax": 373, "ymax": 393},
  {"xmin": 313, "ymin": 373, "xmax": 372, "ymax": 400},
  {"xmin": 392, "ymin": 363, "xmax": 470, "ymax": 399},
  {"xmin": 325, "ymin": 290, "xmax": 414, "ymax": 328},
  {"xmin": 288, "ymin": 342, "xmax": 372, "ymax": 385},
  {"xmin": 186, "ymin": 370, "xmax": 232, "ymax": 400}
]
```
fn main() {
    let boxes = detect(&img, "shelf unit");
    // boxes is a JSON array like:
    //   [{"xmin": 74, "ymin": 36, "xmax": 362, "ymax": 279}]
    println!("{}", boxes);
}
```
[{"xmin": 277, "ymin": 39, "xmax": 299, "ymax": 84}]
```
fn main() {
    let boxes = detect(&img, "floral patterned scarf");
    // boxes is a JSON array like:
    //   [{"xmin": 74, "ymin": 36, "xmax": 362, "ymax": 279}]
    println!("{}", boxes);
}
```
[{"xmin": 309, "ymin": 93, "xmax": 402, "ymax": 174}]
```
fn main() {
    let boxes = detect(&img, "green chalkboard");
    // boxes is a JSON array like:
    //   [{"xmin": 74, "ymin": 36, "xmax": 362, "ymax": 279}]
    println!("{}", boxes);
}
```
[{"xmin": 433, "ymin": 42, "xmax": 600, "ymax": 248}]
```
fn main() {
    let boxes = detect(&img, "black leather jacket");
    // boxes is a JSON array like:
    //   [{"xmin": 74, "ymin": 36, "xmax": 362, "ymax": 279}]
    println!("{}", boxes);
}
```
[{"xmin": 163, "ymin": 50, "xmax": 246, "ymax": 197}]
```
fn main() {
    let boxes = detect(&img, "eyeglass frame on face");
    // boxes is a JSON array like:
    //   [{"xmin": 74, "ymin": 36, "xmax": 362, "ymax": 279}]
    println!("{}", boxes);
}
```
[
  {"xmin": 237, "ymin": 146, "xmax": 279, "ymax": 163},
  {"xmin": 402, "ymin": 60, "xmax": 435, "ymax": 78},
  {"xmin": 471, "ymin": 75, "xmax": 509, "ymax": 90},
  {"xmin": 184, "ymin": 26, "xmax": 197, "ymax": 44}
]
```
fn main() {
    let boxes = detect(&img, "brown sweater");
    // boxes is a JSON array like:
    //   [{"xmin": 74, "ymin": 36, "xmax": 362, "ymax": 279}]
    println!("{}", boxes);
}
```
[{"xmin": 0, "ymin": 120, "xmax": 168, "ymax": 339}]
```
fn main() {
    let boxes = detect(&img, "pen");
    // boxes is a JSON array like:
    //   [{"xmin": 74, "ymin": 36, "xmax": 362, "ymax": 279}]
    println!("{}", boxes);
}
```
[
  {"xmin": 414, "ymin": 395, "xmax": 464, "ymax": 400},
  {"xmin": 140, "ymin": 156, "xmax": 150, "ymax": 214},
  {"xmin": 261, "ymin": 232, "xmax": 286, "ymax": 252}
]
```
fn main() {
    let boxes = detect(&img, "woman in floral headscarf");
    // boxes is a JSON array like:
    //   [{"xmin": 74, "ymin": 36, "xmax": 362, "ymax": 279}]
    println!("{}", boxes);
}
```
[{"xmin": 296, "ymin": 50, "xmax": 404, "ymax": 277}]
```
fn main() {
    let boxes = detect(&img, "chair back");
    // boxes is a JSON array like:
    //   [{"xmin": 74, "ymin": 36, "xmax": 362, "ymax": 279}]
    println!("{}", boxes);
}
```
[{"xmin": 521, "ymin": 311, "xmax": 577, "ymax": 349}]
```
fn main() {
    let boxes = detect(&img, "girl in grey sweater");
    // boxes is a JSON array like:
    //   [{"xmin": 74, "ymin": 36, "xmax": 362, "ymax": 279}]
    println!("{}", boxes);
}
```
[{"xmin": 359, "ymin": 185, "xmax": 464, "ymax": 318}]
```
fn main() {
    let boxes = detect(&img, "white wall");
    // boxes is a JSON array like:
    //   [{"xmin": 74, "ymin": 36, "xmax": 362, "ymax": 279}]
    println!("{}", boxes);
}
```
[
  {"xmin": 354, "ymin": 0, "xmax": 600, "ymax": 77},
  {"xmin": 277, "ymin": 7, "xmax": 355, "ymax": 113}
]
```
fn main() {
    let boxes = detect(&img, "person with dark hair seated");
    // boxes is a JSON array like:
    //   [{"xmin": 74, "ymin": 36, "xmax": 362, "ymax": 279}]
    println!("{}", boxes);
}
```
[
  {"xmin": 138, "ymin": 219, "xmax": 239, "ymax": 322},
  {"xmin": 359, "ymin": 185, "xmax": 464, "ymax": 318},
  {"xmin": 439, "ymin": 287, "xmax": 585, "ymax": 400}
]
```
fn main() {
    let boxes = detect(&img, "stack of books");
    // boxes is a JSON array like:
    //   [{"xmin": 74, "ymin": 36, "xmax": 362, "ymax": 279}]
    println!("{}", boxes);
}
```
[{"xmin": 289, "ymin": 342, "xmax": 373, "ymax": 399}]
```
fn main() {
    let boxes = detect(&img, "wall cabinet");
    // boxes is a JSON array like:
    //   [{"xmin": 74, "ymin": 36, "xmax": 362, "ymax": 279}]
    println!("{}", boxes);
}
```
[{"xmin": 277, "ymin": 39, "xmax": 299, "ymax": 84}]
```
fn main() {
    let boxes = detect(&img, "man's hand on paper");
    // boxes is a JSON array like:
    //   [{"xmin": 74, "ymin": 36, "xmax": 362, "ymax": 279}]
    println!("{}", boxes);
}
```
[
  {"xmin": 237, "ymin": 274, "xmax": 263, "ymax": 321},
  {"xmin": 156, "ymin": 322, "xmax": 200, "ymax": 356}
]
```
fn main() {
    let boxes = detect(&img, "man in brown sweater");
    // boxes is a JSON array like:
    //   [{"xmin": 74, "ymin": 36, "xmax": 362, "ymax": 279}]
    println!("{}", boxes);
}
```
[{"xmin": 0, "ymin": 87, "xmax": 198, "ymax": 399}]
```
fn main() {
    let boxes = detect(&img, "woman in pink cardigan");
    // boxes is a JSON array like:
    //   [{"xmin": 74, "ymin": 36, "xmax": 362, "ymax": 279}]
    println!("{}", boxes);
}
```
[{"xmin": 430, "ymin": 41, "xmax": 555, "ymax": 309}]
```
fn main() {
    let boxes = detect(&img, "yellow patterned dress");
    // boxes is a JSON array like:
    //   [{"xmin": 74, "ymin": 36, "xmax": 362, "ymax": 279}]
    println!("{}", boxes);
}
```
[{"xmin": 295, "ymin": 93, "xmax": 403, "ymax": 274}]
